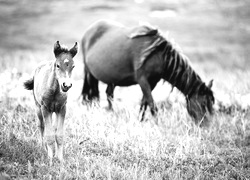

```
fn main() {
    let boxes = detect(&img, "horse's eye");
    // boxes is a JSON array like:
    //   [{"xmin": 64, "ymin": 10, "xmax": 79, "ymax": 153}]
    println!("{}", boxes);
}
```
[{"xmin": 57, "ymin": 64, "xmax": 60, "ymax": 68}]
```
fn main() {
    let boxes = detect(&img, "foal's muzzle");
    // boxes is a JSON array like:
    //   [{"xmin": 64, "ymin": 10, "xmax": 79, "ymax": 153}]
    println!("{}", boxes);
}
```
[{"xmin": 61, "ymin": 82, "xmax": 72, "ymax": 92}]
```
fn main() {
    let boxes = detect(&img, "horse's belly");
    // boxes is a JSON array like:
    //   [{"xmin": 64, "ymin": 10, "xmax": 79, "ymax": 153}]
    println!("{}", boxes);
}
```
[{"xmin": 87, "ymin": 53, "xmax": 135, "ymax": 85}]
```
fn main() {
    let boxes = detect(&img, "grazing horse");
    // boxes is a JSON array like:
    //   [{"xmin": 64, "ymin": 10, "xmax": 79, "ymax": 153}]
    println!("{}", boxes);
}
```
[
  {"xmin": 24, "ymin": 41, "xmax": 77, "ymax": 163},
  {"xmin": 81, "ymin": 19, "xmax": 214, "ymax": 123}
]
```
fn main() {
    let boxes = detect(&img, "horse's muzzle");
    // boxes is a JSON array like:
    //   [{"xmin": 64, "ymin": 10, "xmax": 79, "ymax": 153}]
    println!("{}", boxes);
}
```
[{"xmin": 61, "ymin": 82, "xmax": 72, "ymax": 92}]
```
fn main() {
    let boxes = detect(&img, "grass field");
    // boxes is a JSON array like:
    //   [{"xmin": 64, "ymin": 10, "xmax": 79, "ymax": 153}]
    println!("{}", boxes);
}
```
[{"xmin": 1, "ymin": 0, "xmax": 250, "ymax": 179}]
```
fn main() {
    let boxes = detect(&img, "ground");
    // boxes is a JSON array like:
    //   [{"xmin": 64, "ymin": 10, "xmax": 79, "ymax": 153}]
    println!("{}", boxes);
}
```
[{"xmin": 0, "ymin": 0, "xmax": 250, "ymax": 179}]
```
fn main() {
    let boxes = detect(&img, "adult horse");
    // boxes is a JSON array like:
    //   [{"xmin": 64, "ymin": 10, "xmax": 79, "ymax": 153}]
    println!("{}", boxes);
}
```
[
  {"xmin": 24, "ymin": 41, "xmax": 77, "ymax": 163},
  {"xmin": 81, "ymin": 19, "xmax": 214, "ymax": 123}
]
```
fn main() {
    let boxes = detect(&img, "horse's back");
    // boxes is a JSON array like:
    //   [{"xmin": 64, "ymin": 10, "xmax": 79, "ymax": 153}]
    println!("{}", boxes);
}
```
[
  {"xmin": 33, "ymin": 61, "xmax": 54, "ymax": 102},
  {"xmin": 82, "ymin": 20, "xmax": 125, "ymax": 52},
  {"xmin": 82, "ymin": 20, "xmax": 164, "ymax": 85}
]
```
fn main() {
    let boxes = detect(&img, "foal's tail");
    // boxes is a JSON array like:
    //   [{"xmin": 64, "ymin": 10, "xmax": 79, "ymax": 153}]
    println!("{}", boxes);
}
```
[{"xmin": 24, "ymin": 78, "xmax": 34, "ymax": 90}]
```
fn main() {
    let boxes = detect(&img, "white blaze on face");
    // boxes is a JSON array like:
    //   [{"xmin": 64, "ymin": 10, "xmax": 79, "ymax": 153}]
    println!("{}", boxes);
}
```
[
  {"xmin": 64, "ymin": 71, "xmax": 72, "ymax": 87},
  {"xmin": 59, "ymin": 59, "xmax": 73, "ymax": 92},
  {"xmin": 64, "ymin": 59, "xmax": 69, "ymax": 64}
]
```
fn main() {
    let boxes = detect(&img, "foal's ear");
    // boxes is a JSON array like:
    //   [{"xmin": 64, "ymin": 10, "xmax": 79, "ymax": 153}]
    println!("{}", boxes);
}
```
[
  {"xmin": 54, "ymin": 41, "xmax": 61, "ymax": 57},
  {"xmin": 69, "ymin": 42, "xmax": 78, "ymax": 57}
]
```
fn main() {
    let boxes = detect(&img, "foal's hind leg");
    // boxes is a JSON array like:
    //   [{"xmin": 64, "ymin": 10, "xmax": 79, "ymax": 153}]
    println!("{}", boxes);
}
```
[
  {"xmin": 106, "ymin": 84, "xmax": 115, "ymax": 110},
  {"xmin": 55, "ymin": 105, "xmax": 66, "ymax": 162}
]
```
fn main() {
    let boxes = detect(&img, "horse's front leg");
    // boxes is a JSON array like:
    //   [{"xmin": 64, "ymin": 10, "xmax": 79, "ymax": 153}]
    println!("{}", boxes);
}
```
[
  {"xmin": 55, "ymin": 105, "xmax": 66, "ymax": 162},
  {"xmin": 138, "ymin": 76, "xmax": 157, "ymax": 121},
  {"xmin": 139, "ymin": 96, "xmax": 147, "ymax": 122},
  {"xmin": 41, "ymin": 105, "xmax": 54, "ymax": 165}
]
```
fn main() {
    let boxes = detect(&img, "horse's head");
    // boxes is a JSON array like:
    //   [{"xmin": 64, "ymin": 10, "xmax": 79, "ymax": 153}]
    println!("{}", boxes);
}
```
[
  {"xmin": 53, "ymin": 41, "xmax": 78, "ymax": 93},
  {"xmin": 186, "ymin": 80, "xmax": 214, "ymax": 125}
]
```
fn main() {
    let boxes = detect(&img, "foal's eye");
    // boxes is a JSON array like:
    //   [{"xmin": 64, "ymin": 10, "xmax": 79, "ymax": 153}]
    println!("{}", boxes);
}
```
[{"xmin": 56, "ymin": 64, "xmax": 60, "ymax": 68}]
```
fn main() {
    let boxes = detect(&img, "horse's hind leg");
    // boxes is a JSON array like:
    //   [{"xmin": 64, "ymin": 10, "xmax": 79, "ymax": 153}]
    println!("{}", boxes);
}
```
[
  {"xmin": 55, "ymin": 105, "xmax": 66, "ymax": 162},
  {"xmin": 90, "ymin": 73, "xmax": 100, "ymax": 101},
  {"xmin": 41, "ymin": 105, "xmax": 54, "ymax": 164},
  {"xmin": 106, "ymin": 84, "xmax": 115, "ymax": 110},
  {"xmin": 82, "ymin": 69, "xmax": 91, "ymax": 102},
  {"xmin": 82, "ymin": 70, "xmax": 100, "ymax": 103}
]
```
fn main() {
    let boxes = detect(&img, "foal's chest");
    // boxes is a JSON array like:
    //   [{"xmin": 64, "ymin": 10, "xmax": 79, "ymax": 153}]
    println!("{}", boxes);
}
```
[{"xmin": 41, "ymin": 90, "xmax": 67, "ymax": 112}]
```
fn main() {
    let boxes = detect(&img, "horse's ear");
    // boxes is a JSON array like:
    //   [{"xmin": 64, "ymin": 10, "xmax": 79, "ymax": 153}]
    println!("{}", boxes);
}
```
[
  {"xmin": 54, "ymin": 41, "xmax": 61, "ymax": 57},
  {"xmin": 207, "ymin": 79, "xmax": 213, "ymax": 89},
  {"xmin": 70, "ymin": 42, "xmax": 78, "ymax": 57}
]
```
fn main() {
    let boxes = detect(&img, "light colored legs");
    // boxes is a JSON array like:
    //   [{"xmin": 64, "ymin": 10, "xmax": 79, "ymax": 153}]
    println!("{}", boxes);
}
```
[
  {"xmin": 41, "ymin": 105, "xmax": 54, "ymax": 165},
  {"xmin": 36, "ymin": 107, "xmax": 44, "ymax": 144},
  {"xmin": 38, "ymin": 105, "xmax": 66, "ymax": 164},
  {"xmin": 55, "ymin": 106, "xmax": 66, "ymax": 162}
]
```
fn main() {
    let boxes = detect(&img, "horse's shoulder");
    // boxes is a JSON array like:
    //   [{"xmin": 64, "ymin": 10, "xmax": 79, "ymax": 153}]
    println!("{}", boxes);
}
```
[{"xmin": 129, "ymin": 23, "xmax": 158, "ymax": 39}]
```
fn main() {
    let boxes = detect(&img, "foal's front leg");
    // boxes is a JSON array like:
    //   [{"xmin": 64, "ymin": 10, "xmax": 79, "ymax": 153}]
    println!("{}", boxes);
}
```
[
  {"xmin": 36, "ymin": 106, "xmax": 44, "ymax": 145},
  {"xmin": 55, "ymin": 105, "xmax": 66, "ymax": 162},
  {"xmin": 41, "ymin": 106, "xmax": 54, "ymax": 164}
]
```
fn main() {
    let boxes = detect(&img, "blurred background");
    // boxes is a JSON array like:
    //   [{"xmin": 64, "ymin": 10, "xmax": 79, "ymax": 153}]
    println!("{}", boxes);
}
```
[
  {"xmin": 0, "ymin": 0, "xmax": 250, "ymax": 105},
  {"xmin": 0, "ymin": 0, "xmax": 250, "ymax": 68}
]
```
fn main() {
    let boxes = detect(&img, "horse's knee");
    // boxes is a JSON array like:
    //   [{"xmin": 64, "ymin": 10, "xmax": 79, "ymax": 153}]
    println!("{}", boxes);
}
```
[{"xmin": 150, "ymin": 103, "xmax": 158, "ymax": 116}]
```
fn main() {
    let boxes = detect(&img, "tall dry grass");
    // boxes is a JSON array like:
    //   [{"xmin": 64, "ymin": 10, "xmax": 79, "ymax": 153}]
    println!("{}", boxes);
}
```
[{"xmin": 0, "ymin": 52, "xmax": 250, "ymax": 179}]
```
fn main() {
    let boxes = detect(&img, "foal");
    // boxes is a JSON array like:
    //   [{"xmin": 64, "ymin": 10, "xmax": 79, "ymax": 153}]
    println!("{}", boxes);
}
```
[{"xmin": 24, "ymin": 41, "xmax": 77, "ymax": 163}]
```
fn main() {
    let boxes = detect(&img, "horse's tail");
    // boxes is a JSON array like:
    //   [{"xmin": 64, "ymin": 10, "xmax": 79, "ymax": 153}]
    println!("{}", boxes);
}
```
[
  {"xmin": 81, "ymin": 67, "xmax": 100, "ymax": 102},
  {"xmin": 24, "ymin": 78, "xmax": 34, "ymax": 90},
  {"xmin": 81, "ymin": 38, "xmax": 99, "ymax": 102}
]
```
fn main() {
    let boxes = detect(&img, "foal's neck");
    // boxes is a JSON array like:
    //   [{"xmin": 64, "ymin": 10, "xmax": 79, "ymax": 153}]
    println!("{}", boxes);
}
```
[{"xmin": 47, "ymin": 62, "xmax": 60, "ymax": 95}]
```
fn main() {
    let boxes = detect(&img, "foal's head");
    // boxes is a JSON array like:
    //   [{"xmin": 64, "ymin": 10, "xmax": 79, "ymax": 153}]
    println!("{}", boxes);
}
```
[
  {"xmin": 186, "ymin": 80, "xmax": 215, "ymax": 125},
  {"xmin": 54, "ymin": 41, "xmax": 78, "ymax": 92}
]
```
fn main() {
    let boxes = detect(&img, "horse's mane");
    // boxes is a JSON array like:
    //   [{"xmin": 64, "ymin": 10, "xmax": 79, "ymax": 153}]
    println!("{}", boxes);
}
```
[
  {"xmin": 131, "ymin": 26, "xmax": 172, "ymax": 70},
  {"xmin": 130, "ymin": 25, "xmax": 205, "ymax": 98}
]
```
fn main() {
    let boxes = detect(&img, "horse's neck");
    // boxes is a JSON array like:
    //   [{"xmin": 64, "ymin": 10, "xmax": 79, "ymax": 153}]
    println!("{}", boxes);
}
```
[
  {"xmin": 47, "ymin": 63, "xmax": 60, "ymax": 94},
  {"xmin": 162, "ymin": 46, "xmax": 202, "ymax": 98}
]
